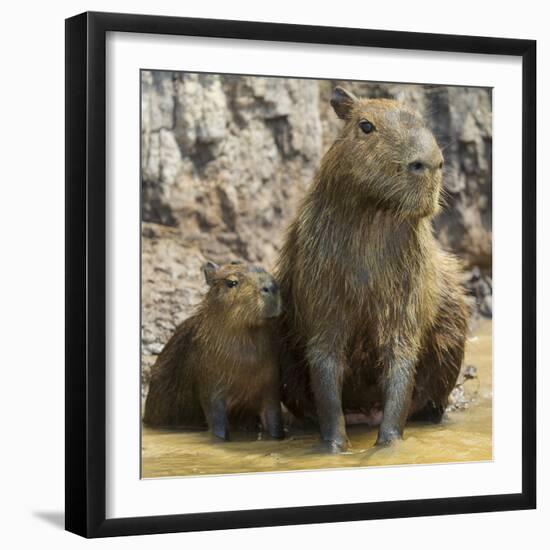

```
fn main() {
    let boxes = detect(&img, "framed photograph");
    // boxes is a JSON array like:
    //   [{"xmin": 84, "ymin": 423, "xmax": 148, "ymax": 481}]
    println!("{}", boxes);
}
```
[{"xmin": 65, "ymin": 11, "xmax": 536, "ymax": 538}]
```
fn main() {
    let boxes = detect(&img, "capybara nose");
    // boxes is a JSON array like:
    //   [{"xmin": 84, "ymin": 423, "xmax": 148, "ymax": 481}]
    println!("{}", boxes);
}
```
[
  {"xmin": 260, "ymin": 282, "xmax": 278, "ymax": 295},
  {"xmin": 408, "ymin": 160, "xmax": 427, "ymax": 174},
  {"xmin": 408, "ymin": 157, "xmax": 444, "ymax": 174},
  {"xmin": 407, "ymin": 128, "xmax": 443, "ymax": 174}
]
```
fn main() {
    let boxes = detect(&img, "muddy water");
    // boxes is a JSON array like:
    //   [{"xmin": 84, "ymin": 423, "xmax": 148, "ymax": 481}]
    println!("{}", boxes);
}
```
[{"xmin": 141, "ymin": 320, "xmax": 492, "ymax": 478}]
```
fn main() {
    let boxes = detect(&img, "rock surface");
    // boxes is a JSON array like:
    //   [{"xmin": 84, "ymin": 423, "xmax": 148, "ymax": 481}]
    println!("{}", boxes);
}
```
[{"xmin": 140, "ymin": 72, "xmax": 493, "ymax": 392}]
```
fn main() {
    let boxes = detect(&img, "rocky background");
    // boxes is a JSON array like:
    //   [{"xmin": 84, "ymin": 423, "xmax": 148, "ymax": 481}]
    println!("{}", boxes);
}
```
[{"xmin": 141, "ymin": 71, "xmax": 493, "ymax": 397}]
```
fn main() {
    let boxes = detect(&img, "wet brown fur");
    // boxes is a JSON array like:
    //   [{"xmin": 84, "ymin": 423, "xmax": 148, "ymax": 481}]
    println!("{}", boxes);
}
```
[
  {"xmin": 143, "ymin": 263, "xmax": 283, "ymax": 439},
  {"xmin": 276, "ymin": 88, "xmax": 469, "ymax": 447}
]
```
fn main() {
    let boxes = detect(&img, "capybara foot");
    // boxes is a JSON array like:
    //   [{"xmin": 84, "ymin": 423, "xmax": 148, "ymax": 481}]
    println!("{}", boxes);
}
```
[
  {"xmin": 322, "ymin": 436, "xmax": 350, "ymax": 453},
  {"xmin": 263, "ymin": 418, "xmax": 285, "ymax": 439},
  {"xmin": 375, "ymin": 427, "xmax": 402, "ymax": 446},
  {"xmin": 211, "ymin": 426, "xmax": 230, "ymax": 441},
  {"xmin": 267, "ymin": 426, "xmax": 285, "ymax": 440},
  {"xmin": 262, "ymin": 406, "xmax": 285, "ymax": 439}
]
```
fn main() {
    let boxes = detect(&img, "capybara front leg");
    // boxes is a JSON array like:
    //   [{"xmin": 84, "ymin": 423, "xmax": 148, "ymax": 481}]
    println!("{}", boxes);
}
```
[
  {"xmin": 376, "ymin": 358, "xmax": 415, "ymax": 446},
  {"xmin": 308, "ymin": 349, "xmax": 349, "ymax": 452},
  {"xmin": 261, "ymin": 398, "xmax": 284, "ymax": 440},
  {"xmin": 207, "ymin": 395, "xmax": 230, "ymax": 441}
]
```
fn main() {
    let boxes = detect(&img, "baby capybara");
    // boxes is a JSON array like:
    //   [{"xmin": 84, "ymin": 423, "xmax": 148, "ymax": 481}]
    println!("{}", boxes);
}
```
[
  {"xmin": 143, "ymin": 261, "xmax": 284, "ymax": 441},
  {"xmin": 277, "ymin": 87, "xmax": 469, "ymax": 452}
]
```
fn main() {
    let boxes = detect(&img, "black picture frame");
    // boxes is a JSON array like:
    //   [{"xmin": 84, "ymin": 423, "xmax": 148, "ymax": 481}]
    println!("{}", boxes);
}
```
[{"xmin": 65, "ymin": 11, "xmax": 536, "ymax": 538}]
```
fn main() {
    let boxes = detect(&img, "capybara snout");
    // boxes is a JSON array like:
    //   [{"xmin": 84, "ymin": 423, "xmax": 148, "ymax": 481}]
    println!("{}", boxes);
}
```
[{"xmin": 404, "ymin": 127, "xmax": 443, "ymax": 172}]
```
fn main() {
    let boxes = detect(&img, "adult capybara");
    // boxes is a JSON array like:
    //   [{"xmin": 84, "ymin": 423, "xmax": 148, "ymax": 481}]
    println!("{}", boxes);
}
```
[
  {"xmin": 143, "ymin": 261, "xmax": 284, "ymax": 441},
  {"xmin": 277, "ymin": 86, "xmax": 469, "ymax": 452}
]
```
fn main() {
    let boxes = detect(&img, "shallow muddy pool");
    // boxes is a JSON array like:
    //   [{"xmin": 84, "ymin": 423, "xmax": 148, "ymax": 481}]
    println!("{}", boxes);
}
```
[{"xmin": 141, "ymin": 320, "xmax": 492, "ymax": 478}]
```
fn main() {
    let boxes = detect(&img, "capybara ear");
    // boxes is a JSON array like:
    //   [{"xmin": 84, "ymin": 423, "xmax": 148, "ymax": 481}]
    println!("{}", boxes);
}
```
[
  {"xmin": 203, "ymin": 261, "xmax": 220, "ymax": 286},
  {"xmin": 330, "ymin": 86, "xmax": 358, "ymax": 120}
]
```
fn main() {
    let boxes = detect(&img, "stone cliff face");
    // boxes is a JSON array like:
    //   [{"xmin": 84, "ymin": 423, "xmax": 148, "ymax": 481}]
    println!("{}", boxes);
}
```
[
  {"xmin": 142, "ymin": 72, "xmax": 322, "ymax": 263},
  {"xmin": 140, "ymin": 71, "xmax": 492, "ymax": 387}
]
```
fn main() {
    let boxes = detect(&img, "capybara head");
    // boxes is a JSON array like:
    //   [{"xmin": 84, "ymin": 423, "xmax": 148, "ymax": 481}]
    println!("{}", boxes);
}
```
[
  {"xmin": 202, "ymin": 261, "xmax": 282, "ymax": 326},
  {"xmin": 327, "ymin": 86, "xmax": 444, "ymax": 219}
]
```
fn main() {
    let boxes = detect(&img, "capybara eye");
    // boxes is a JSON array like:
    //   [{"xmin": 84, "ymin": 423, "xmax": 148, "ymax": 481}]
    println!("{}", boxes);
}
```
[
  {"xmin": 225, "ymin": 279, "xmax": 238, "ymax": 288},
  {"xmin": 359, "ymin": 120, "xmax": 375, "ymax": 134}
]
